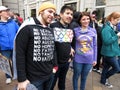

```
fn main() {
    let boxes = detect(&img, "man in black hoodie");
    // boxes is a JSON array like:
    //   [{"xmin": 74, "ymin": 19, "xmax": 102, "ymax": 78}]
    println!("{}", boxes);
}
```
[
  {"xmin": 50, "ymin": 5, "xmax": 74, "ymax": 90},
  {"xmin": 89, "ymin": 12, "xmax": 102, "ymax": 74},
  {"xmin": 15, "ymin": 2, "xmax": 58, "ymax": 90}
]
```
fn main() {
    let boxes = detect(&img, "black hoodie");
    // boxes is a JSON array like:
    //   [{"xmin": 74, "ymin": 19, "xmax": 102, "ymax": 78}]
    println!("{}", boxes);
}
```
[
  {"xmin": 50, "ymin": 21, "xmax": 73, "ymax": 64},
  {"xmin": 16, "ymin": 17, "xmax": 57, "ymax": 82}
]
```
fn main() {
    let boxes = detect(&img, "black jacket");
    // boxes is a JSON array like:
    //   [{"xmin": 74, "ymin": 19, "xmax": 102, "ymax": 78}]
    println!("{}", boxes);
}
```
[
  {"xmin": 16, "ymin": 17, "xmax": 57, "ymax": 82},
  {"xmin": 89, "ymin": 21, "xmax": 102, "ymax": 50}
]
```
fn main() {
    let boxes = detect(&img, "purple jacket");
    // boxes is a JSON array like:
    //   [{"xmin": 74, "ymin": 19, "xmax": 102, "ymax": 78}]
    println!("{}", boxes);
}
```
[{"xmin": 73, "ymin": 26, "xmax": 97, "ymax": 64}]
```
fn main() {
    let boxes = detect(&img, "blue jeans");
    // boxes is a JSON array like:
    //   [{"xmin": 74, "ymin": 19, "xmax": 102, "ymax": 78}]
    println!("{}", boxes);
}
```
[
  {"xmin": 31, "ymin": 73, "xmax": 54, "ymax": 90},
  {"xmin": 100, "ymin": 56, "xmax": 120, "ymax": 84},
  {"xmin": 0, "ymin": 50, "xmax": 12, "ymax": 78},
  {"xmin": 51, "ymin": 62, "xmax": 69, "ymax": 90},
  {"xmin": 73, "ymin": 61, "xmax": 92, "ymax": 90}
]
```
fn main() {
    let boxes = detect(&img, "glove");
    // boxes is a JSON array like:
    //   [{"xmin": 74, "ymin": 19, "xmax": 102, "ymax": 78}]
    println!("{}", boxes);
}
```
[{"xmin": 117, "ymin": 32, "xmax": 120, "ymax": 37}]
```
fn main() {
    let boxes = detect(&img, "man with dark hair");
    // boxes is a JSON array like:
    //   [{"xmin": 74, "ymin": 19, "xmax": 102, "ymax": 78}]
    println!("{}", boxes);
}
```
[{"xmin": 50, "ymin": 5, "xmax": 74, "ymax": 90}]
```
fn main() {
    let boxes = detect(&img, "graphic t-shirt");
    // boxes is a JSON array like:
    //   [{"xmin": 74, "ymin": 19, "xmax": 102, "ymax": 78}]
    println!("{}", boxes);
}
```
[
  {"xmin": 74, "ymin": 27, "xmax": 97, "ymax": 64},
  {"xmin": 54, "ymin": 27, "xmax": 73, "ymax": 43}
]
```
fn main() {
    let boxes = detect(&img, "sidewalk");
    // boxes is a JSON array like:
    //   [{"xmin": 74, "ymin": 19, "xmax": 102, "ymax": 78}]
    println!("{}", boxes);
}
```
[{"xmin": 0, "ymin": 68, "xmax": 120, "ymax": 90}]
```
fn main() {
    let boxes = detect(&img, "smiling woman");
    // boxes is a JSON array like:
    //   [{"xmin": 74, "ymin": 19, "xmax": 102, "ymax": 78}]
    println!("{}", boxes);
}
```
[
  {"xmin": 72, "ymin": 11, "xmax": 97, "ymax": 90},
  {"xmin": 78, "ymin": 12, "xmax": 91, "ymax": 28}
]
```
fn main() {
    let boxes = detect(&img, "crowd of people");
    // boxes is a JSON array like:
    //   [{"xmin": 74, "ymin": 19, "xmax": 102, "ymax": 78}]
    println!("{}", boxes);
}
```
[{"xmin": 0, "ymin": 1, "xmax": 120, "ymax": 90}]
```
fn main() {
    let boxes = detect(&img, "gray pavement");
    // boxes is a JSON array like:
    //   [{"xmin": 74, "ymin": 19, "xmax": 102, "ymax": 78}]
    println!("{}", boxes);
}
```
[{"xmin": 0, "ymin": 68, "xmax": 120, "ymax": 90}]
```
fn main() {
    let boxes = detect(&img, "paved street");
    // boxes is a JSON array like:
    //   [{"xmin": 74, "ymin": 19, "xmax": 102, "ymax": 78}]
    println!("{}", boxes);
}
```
[{"xmin": 0, "ymin": 68, "xmax": 120, "ymax": 90}]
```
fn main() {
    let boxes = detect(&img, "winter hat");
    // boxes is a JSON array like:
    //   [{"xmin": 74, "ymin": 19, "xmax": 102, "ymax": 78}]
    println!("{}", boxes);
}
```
[
  {"xmin": 38, "ymin": 2, "xmax": 56, "ymax": 13},
  {"xmin": 0, "ymin": 6, "xmax": 9, "ymax": 11}
]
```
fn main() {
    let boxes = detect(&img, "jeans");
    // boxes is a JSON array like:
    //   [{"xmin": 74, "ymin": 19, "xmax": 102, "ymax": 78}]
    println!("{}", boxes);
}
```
[
  {"xmin": 73, "ymin": 61, "xmax": 92, "ymax": 90},
  {"xmin": 51, "ymin": 62, "xmax": 69, "ymax": 90},
  {"xmin": 100, "ymin": 56, "xmax": 120, "ymax": 84},
  {"xmin": 31, "ymin": 73, "xmax": 54, "ymax": 90},
  {"xmin": 0, "ymin": 50, "xmax": 13, "ymax": 78}
]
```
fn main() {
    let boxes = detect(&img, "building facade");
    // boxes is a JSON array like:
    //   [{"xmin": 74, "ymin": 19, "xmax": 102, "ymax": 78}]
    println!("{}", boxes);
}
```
[
  {"xmin": 23, "ymin": 0, "xmax": 120, "ymax": 20},
  {"xmin": 0, "ymin": 0, "xmax": 24, "ymax": 19},
  {"xmin": 1, "ymin": 0, "xmax": 120, "ymax": 20}
]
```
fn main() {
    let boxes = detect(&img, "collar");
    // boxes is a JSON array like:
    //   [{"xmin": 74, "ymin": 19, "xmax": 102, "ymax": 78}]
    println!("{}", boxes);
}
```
[
  {"xmin": 109, "ymin": 21, "xmax": 114, "ymax": 28},
  {"xmin": 77, "ymin": 26, "xmax": 90, "ymax": 34},
  {"xmin": 59, "ymin": 20, "xmax": 69, "ymax": 28}
]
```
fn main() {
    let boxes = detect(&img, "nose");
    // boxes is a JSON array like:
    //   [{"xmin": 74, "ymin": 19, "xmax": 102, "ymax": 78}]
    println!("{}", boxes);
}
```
[{"xmin": 69, "ymin": 14, "xmax": 73, "ymax": 19}]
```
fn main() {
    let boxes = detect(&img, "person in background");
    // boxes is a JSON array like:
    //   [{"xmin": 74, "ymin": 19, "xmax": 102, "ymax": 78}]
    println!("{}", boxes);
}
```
[
  {"xmin": 52, "ymin": 13, "xmax": 60, "ymax": 23},
  {"xmin": 14, "ymin": 13, "xmax": 23, "ymax": 24},
  {"xmin": 116, "ymin": 22, "xmax": 120, "ymax": 31},
  {"xmin": 72, "ymin": 12, "xmax": 97, "ymax": 90},
  {"xmin": 50, "ymin": 5, "xmax": 74, "ymax": 90},
  {"xmin": 89, "ymin": 12, "xmax": 102, "ymax": 74},
  {"xmin": 0, "ymin": 6, "xmax": 19, "ymax": 84},
  {"xmin": 9, "ymin": 11, "xmax": 21, "ymax": 26},
  {"xmin": 70, "ymin": 11, "xmax": 80, "ymax": 30},
  {"xmin": 15, "ymin": 2, "xmax": 58, "ymax": 90},
  {"xmin": 9, "ymin": 11, "xmax": 14, "ymax": 19},
  {"xmin": 100, "ymin": 12, "xmax": 120, "ymax": 88},
  {"xmin": 69, "ymin": 11, "xmax": 81, "ymax": 69},
  {"xmin": 116, "ymin": 22, "xmax": 120, "ymax": 70}
]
